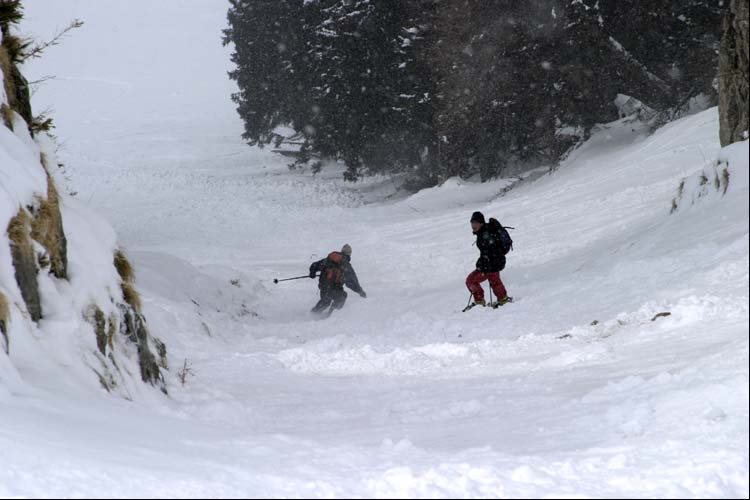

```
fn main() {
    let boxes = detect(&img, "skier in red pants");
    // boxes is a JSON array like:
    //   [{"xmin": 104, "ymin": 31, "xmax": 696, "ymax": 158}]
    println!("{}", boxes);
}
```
[{"xmin": 465, "ymin": 211, "xmax": 512, "ymax": 309}]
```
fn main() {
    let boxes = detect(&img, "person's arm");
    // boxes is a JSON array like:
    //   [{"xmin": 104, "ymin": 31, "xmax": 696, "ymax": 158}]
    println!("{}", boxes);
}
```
[
  {"xmin": 309, "ymin": 258, "xmax": 326, "ymax": 278},
  {"xmin": 476, "ymin": 233, "xmax": 491, "ymax": 270},
  {"xmin": 344, "ymin": 263, "xmax": 366, "ymax": 296}
]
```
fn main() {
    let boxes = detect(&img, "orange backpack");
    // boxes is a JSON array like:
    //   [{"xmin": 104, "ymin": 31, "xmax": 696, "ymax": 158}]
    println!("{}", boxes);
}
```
[{"xmin": 324, "ymin": 252, "xmax": 345, "ymax": 285}]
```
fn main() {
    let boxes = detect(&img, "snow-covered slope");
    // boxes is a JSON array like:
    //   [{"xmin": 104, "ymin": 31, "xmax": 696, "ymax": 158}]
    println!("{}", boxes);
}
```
[
  {"xmin": 4, "ymin": 1, "xmax": 747, "ymax": 497},
  {"xmin": 2, "ymin": 17, "xmax": 168, "ymax": 402},
  {"xmin": 0, "ymin": 111, "xmax": 140, "ymax": 398}
]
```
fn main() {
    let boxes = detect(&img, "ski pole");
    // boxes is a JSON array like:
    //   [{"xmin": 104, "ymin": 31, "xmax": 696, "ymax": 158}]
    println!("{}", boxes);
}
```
[
  {"xmin": 466, "ymin": 292, "xmax": 473, "ymax": 309},
  {"xmin": 487, "ymin": 282, "xmax": 493, "ymax": 307},
  {"xmin": 273, "ymin": 274, "xmax": 315, "ymax": 284}
]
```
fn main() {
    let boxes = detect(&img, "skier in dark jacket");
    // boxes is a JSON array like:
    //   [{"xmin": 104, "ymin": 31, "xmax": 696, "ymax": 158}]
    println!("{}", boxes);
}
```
[
  {"xmin": 309, "ymin": 244, "xmax": 366, "ymax": 315},
  {"xmin": 466, "ymin": 211, "xmax": 511, "ymax": 307}
]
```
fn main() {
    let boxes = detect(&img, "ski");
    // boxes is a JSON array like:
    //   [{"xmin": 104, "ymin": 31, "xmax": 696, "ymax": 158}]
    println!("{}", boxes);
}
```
[{"xmin": 462, "ymin": 302, "xmax": 486, "ymax": 312}]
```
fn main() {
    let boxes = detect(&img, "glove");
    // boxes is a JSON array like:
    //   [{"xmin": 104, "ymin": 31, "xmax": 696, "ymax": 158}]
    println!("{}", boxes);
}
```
[
  {"xmin": 359, "ymin": 290, "xmax": 367, "ymax": 298},
  {"xmin": 309, "ymin": 270, "xmax": 317, "ymax": 279}
]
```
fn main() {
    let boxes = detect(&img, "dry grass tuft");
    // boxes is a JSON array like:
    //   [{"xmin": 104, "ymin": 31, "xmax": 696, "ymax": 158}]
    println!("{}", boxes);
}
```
[
  {"xmin": 0, "ymin": 102, "xmax": 13, "ymax": 130},
  {"xmin": 0, "ymin": 45, "xmax": 14, "ymax": 102},
  {"xmin": 114, "ymin": 250, "xmax": 135, "ymax": 283},
  {"xmin": 121, "ymin": 281, "xmax": 142, "ymax": 313},
  {"xmin": 30, "ymin": 174, "xmax": 68, "ymax": 279},
  {"xmin": 115, "ymin": 250, "xmax": 141, "ymax": 311},
  {"xmin": 0, "ymin": 292, "xmax": 9, "ymax": 352},
  {"xmin": 7, "ymin": 208, "xmax": 31, "ymax": 252}
]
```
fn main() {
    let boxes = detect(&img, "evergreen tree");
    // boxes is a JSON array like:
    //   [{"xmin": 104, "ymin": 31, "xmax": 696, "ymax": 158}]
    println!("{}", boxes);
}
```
[
  {"xmin": 303, "ymin": 0, "xmax": 435, "ymax": 180},
  {"xmin": 597, "ymin": 0, "xmax": 723, "ymax": 104},
  {"xmin": 225, "ymin": 0, "xmax": 436, "ymax": 180},
  {"xmin": 223, "ymin": 0, "xmax": 309, "ymax": 147},
  {"xmin": 224, "ymin": 0, "xmax": 725, "ymax": 188}
]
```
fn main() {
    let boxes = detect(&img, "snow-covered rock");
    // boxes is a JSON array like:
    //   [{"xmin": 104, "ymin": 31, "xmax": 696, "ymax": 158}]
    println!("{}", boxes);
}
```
[{"xmin": 1, "ymin": 37, "xmax": 167, "ymax": 398}]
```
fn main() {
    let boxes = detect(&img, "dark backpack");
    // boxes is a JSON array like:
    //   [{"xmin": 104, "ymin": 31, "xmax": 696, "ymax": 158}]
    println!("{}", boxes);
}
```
[{"xmin": 488, "ymin": 218, "xmax": 514, "ymax": 255}]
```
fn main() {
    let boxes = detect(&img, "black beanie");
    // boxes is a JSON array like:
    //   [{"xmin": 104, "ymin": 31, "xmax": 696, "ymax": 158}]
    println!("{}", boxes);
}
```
[{"xmin": 470, "ymin": 211, "xmax": 485, "ymax": 224}]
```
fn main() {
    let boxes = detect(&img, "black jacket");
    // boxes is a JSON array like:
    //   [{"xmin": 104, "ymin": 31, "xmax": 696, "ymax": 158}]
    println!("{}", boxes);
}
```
[
  {"xmin": 474, "ymin": 224, "xmax": 506, "ymax": 273},
  {"xmin": 310, "ymin": 253, "xmax": 364, "ymax": 294}
]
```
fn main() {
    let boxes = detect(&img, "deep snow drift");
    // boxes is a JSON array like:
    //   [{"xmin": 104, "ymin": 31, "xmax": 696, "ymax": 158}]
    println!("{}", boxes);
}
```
[{"xmin": 2, "ymin": 1, "xmax": 747, "ymax": 497}]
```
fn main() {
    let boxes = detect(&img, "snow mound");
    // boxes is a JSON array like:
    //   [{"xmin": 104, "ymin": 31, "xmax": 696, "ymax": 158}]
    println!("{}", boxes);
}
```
[{"xmin": 671, "ymin": 139, "xmax": 749, "ymax": 213}]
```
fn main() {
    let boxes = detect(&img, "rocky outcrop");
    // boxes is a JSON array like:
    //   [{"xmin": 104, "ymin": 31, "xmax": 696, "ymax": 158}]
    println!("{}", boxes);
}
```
[
  {"xmin": 1, "ymin": 8, "xmax": 33, "ymax": 130},
  {"xmin": 719, "ymin": 0, "xmax": 750, "ymax": 146},
  {"xmin": 3, "ymin": 55, "xmax": 31, "ymax": 127},
  {"xmin": 0, "ymin": 45, "xmax": 32, "ymax": 132},
  {"xmin": 84, "ymin": 294, "xmax": 168, "ymax": 395},
  {"xmin": 119, "ymin": 304, "xmax": 165, "ymax": 391},
  {"xmin": 0, "ymin": 48, "xmax": 16, "ymax": 129},
  {"xmin": 3, "ymin": 149, "xmax": 169, "ymax": 395},
  {"xmin": 6, "ymin": 179, "xmax": 69, "ymax": 321},
  {"xmin": 2, "ymin": 5, "xmax": 169, "ymax": 396},
  {"xmin": 114, "ymin": 250, "xmax": 168, "ymax": 392},
  {"xmin": 7, "ymin": 209, "xmax": 42, "ymax": 322}
]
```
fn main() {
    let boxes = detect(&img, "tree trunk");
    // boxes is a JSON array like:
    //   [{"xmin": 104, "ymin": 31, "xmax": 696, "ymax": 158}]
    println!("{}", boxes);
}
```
[{"xmin": 719, "ymin": 0, "xmax": 749, "ymax": 146}]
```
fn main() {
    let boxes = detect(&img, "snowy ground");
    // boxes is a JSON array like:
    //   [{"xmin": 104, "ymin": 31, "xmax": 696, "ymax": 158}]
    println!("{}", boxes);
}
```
[{"xmin": 2, "ymin": 1, "xmax": 747, "ymax": 497}]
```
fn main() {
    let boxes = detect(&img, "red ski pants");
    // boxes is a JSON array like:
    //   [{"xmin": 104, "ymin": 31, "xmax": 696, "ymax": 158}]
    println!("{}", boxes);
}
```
[{"xmin": 466, "ymin": 270, "xmax": 508, "ymax": 302}]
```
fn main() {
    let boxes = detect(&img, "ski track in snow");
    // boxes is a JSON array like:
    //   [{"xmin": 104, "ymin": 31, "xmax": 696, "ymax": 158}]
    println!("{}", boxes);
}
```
[{"xmin": 3, "ymin": 1, "xmax": 748, "ymax": 497}]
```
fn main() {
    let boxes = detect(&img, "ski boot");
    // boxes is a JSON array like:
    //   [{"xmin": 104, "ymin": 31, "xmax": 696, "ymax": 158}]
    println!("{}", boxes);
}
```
[{"xmin": 490, "ymin": 296, "xmax": 513, "ymax": 308}]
